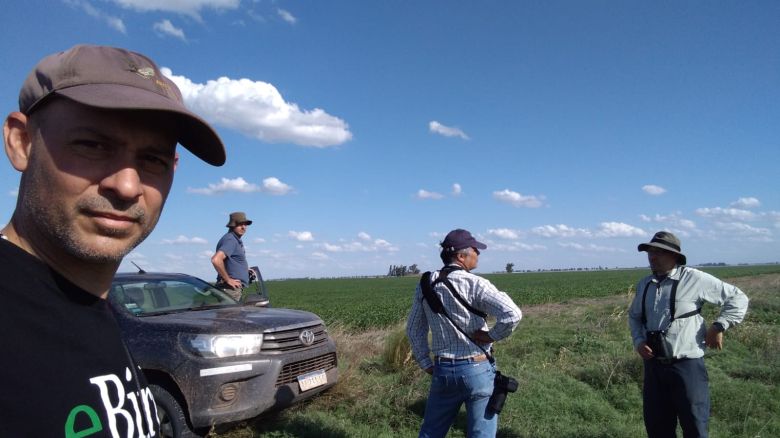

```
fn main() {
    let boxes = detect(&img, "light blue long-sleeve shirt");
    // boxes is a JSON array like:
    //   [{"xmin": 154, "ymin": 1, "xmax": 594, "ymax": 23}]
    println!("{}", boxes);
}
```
[{"xmin": 628, "ymin": 266, "xmax": 749, "ymax": 359}]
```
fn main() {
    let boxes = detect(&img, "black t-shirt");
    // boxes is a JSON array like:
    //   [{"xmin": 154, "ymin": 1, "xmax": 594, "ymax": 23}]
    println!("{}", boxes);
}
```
[{"xmin": 0, "ymin": 239, "xmax": 159, "ymax": 437}]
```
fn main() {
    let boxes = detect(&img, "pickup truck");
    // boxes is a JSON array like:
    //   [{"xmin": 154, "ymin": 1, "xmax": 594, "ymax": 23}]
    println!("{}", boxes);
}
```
[{"xmin": 108, "ymin": 269, "xmax": 338, "ymax": 437}]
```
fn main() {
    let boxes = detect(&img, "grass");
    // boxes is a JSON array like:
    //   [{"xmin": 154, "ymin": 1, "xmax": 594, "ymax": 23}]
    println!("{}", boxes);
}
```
[{"xmin": 214, "ymin": 266, "xmax": 780, "ymax": 437}]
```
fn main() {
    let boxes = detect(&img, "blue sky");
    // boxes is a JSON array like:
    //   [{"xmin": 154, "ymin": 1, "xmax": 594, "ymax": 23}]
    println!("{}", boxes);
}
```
[{"xmin": 1, "ymin": 1, "xmax": 778, "ymax": 280}]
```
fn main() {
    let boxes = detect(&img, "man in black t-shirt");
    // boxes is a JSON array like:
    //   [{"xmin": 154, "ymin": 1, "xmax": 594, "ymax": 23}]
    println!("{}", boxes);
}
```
[{"xmin": 0, "ymin": 45, "xmax": 225, "ymax": 436}]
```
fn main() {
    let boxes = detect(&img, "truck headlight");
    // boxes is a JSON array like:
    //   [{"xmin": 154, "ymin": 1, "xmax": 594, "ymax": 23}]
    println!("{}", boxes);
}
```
[{"xmin": 187, "ymin": 334, "xmax": 263, "ymax": 358}]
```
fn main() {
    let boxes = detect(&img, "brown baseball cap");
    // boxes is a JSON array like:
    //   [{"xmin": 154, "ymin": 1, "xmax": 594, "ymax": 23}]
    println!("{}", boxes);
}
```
[{"xmin": 18, "ymin": 44, "xmax": 226, "ymax": 166}]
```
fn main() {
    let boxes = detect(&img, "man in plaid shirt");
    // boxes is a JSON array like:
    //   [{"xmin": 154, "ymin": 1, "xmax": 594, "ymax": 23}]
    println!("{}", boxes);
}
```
[{"xmin": 407, "ymin": 229, "xmax": 522, "ymax": 438}]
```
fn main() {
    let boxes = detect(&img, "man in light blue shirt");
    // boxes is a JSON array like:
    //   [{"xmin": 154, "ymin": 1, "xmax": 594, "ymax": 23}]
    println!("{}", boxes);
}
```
[
  {"xmin": 211, "ymin": 212, "xmax": 252, "ymax": 300},
  {"xmin": 628, "ymin": 231, "xmax": 748, "ymax": 438}
]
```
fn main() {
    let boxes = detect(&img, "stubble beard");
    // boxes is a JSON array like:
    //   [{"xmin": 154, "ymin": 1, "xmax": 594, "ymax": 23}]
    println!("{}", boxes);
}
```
[{"xmin": 20, "ymin": 177, "xmax": 156, "ymax": 265}]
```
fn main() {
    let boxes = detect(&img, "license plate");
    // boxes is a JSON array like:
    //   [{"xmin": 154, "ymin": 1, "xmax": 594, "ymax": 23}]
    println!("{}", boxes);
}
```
[{"xmin": 297, "ymin": 369, "xmax": 327, "ymax": 391}]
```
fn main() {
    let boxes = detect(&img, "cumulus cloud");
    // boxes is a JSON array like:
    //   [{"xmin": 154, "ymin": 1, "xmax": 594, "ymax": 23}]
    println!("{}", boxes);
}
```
[
  {"xmin": 639, "ymin": 213, "xmax": 697, "ymax": 230},
  {"xmin": 642, "ymin": 184, "xmax": 667, "ymax": 196},
  {"xmin": 320, "ymin": 237, "xmax": 399, "ymax": 252},
  {"xmin": 416, "ymin": 189, "xmax": 444, "ymax": 200},
  {"xmin": 488, "ymin": 228, "xmax": 520, "ymax": 240},
  {"xmin": 162, "ymin": 68, "xmax": 352, "ymax": 147},
  {"xmin": 261, "ymin": 177, "xmax": 294, "ymax": 195},
  {"xmin": 358, "ymin": 232, "xmax": 371, "ymax": 241},
  {"xmin": 153, "ymin": 19, "xmax": 186, "ymax": 40},
  {"xmin": 713, "ymin": 222, "xmax": 771, "ymax": 238},
  {"xmin": 429, "ymin": 121, "xmax": 469, "ymax": 140},
  {"xmin": 66, "ymin": 0, "xmax": 126, "ymax": 33},
  {"xmin": 310, "ymin": 252, "xmax": 329, "ymax": 260},
  {"xmin": 110, "ymin": 0, "xmax": 240, "ymax": 19},
  {"xmin": 493, "ymin": 189, "xmax": 545, "ymax": 208},
  {"xmin": 532, "ymin": 224, "xmax": 591, "ymax": 238},
  {"xmin": 161, "ymin": 235, "xmax": 208, "ymax": 245},
  {"xmin": 452, "ymin": 183, "xmax": 462, "ymax": 196},
  {"xmin": 277, "ymin": 8, "xmax": 296, "ymax": 24},
  {"xmin": 695, "ymin": 207, "xmax": 756, "ymax": 221},
  {"xmin": 187, "ymin": 177, "xmax": 293, "ymax": 195},
  {"xmin": 730, "ymin": 197, "xmax": 760, "ymax": 209},
  {"xmin": 488, "ymin": 242, "xmax": 546, "ymax": 252},
  {"xmin": 289, "ymin": 231, "xmax": 314, "ymax": 242},
  {"xmin": 558, "ymin": 242, "xmax": 624, "ymax": 253},
  {"xmin": 8, "ymin": 187, "xmax": 18, "ymax": 197},
  {"xmin": 596, "ymin": 222, "xmax": 646, "ymax": 237}
]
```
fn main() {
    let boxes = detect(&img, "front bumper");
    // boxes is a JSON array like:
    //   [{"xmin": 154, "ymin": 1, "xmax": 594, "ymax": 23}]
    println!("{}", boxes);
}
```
[{"xmin": 177, "ymin": 339, "xmax": 338, "ymax": 429}]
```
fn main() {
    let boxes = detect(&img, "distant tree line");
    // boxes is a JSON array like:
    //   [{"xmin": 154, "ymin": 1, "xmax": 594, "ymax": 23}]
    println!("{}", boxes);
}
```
[{"xmin": 387, "ymin": 264, "xmax": 421, "ymax": 277}]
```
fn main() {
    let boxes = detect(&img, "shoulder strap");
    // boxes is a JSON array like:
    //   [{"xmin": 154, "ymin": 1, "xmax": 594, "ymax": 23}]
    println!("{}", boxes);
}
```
[
  {"xmin": 418, "ymin": 269, "xmax": 494, "ymax": 364},
  {"xmin": 419, "ymin": 271, "xmax": 444, "ymax": 314},
  {"xmin": 642, "ymin": 267, "xmax": 700, "ymax": 329},
  {"xmin": 435, "ymin": 267, "xmax": 488, "ymax": 319}
]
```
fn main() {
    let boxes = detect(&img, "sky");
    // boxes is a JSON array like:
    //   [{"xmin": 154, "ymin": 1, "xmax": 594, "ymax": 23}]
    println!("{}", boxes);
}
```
[{"xmin": 1, "ymin": 1, "xmax": 778, "ymax": 280}]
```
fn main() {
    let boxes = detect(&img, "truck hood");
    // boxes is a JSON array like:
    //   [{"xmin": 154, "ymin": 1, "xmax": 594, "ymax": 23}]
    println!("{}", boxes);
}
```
[{"xmin": 135, "ymin": 306, "xmax": 324, "ymax": 333}]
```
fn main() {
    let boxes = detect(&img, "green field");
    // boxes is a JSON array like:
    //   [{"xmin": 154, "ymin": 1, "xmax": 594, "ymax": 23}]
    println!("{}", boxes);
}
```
[
  {"xmin": 224, "ymin": 265, "xmax": 780, "ymax": 438},
  {"xmin": 263, "ymin": 264, "xmax": 780, "ymax": 330}
]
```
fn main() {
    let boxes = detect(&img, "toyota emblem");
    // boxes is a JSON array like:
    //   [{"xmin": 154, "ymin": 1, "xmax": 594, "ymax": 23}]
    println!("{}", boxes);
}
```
[{"xmin": 299, "ymin": 329, "xmax": 315, "ymax": 346}]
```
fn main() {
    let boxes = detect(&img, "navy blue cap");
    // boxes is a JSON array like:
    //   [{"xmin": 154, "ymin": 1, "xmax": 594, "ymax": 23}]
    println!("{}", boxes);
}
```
[{"xmin": 441, "ymin": 229, "xmax": 487, "ymax": 252}]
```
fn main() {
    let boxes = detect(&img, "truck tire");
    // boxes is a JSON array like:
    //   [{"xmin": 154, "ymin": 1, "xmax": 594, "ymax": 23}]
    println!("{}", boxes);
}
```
[{"xmin": 149, "ymin": 384, "xmax": 204, "ymax": 438}]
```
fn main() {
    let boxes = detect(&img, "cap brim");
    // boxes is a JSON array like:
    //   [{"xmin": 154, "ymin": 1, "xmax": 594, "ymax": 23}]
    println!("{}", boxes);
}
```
[
  {"xmin": 473, "ymin": 240, "xmax": 487, "ymax": 250},
  {"xmin": 57, "ymin": 84, "xmax": 226, "ymax": 166},
  {"xmin": 638, "ymin": 242, "xmax": 687, "ymax": 265}
]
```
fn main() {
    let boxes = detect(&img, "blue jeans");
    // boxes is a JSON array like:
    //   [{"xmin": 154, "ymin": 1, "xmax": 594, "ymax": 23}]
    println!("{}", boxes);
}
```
[
  {"xmin": 643, "ymin": 357, "xmax": 710, "ymax": 438},
  {"xmin": 419, "ymin": 359, "xmax": 497, "ymax": 438}
]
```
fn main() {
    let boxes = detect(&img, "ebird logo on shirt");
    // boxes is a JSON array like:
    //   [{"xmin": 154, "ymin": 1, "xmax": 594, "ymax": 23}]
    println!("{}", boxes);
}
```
[{"xmin": 64, "ymin": 368, "xmax": 159, "ymax": 438}]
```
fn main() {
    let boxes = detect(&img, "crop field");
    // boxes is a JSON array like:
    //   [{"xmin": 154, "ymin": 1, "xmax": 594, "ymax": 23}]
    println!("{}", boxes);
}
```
[
  {"xmin": 222, "ymin": 265, "xmax": 780, "ymax": 437},
  {"xmin": 264, "ymin": 264, "xmax": 780, "ymax": 330}
]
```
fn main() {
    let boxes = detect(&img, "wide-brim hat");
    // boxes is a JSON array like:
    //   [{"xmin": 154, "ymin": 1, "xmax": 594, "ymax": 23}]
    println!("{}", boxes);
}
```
[
  {"xmin": 441, "ymin": 228, "xmax": 487, "ymax": 252},
  {"xmin": 226, "ymin": 212, "xmax": 252, "ymax": 227},
  {"xmin": 638, "ymin": 231, "xmax": 687, "ymax": 265},
  {"xmin": 19, "ymin": 44, "xmax": 226, "ymax": 166}
]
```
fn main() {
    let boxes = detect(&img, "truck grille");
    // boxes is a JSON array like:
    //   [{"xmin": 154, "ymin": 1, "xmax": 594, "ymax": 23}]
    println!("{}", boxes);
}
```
[
  {"xmin": 262, "ymin": 324, "xmax": 329, "ymax": 352},
  {"xmin": 275, "ymin": 353, "xmax": 338, "ymax": 386}
]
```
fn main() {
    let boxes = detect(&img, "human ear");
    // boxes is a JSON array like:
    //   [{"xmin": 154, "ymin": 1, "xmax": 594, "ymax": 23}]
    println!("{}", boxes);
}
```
[{"xmin": 3, "ymin": 112, "xmax": 32, "ymax": 172}]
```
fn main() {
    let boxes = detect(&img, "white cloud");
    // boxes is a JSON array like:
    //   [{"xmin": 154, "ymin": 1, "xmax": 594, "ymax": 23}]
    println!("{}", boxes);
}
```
[
  {"xmin": 452, "ymin": 183, "xmax": 462, "ymax": 196},
  {"xmin": 253, "ymin": 238, "xmax": 266, "ymax": 243},
  {"xmin": 416, "ymin": 189, "xmax": 444, "ymax": 200},
  {"xmin": 596, "ymin": 222, "xmax": 647, "ymax": 237},
  {"xmin": 320, "ymin": 237, "xmax": 399, "ymax": 252},
  {"xmin": 713, "ymin": 222, "xmax": 772, "ymax": 237},
  {"xmin": 558, "ymin": 242, "xmax": 624, "ymax": 253},
  {"xmin": 488, "ymin": 228, "xmax": 520, "ymax": 240},
  {"xmin": 110, "ymin": 0, "xmax": 240, "ymax": 19},
  {"xmin": 289, "ymin": 231, "xmax": 314, "ymax": 241},
  {"xmin": 429, "ymin": 121, "xmax": 469, "ymax": 140},
  {"xmin": 532, "ymin": 224, "xmax": 591, "ymax": 238},
  {"xmin": 66, "ymin": 0, "xmax": 126, "ymax": 33},
  {"xmin": 187, "ymin": 176, "xmax": 293, "ymax": 195},
  {"xmin": 493, "ymin": 189, "xmax": 544, "ymax": 208},
  {"xmin": 277, "ymin": 8, "xmax": 297, "ymax": 24},
  {"xmin": 489, "ymin": 242, "xmax": 546, "ymax": 251},
  {"xmin": 8, "ymin": 187, "xmax": 18, "ymax": 197},
  {"xmin": 642, "ymin": 184, "xmax": 666, "ymax": 196},
  {"xmin": 161, "ymin": 235, "xmax": 208, "ymax": 245},
  {"xmin": 639, "ymin": 213, "xmax": 697, "ymax": 230},
  {"xmin": 358, "ymin": 232, "xmax": 371, "ymax": 241},
  {"xmin": 162, "ymin": 68, "xmax": 352, "ymax": 147},
  {"xmin": 310, "ymin": 252, "xmax": 329, "ymax": 261},
  {"xmin": 261, "ymin": 177, "xmax": 293, "ymax": 195},
  {"xmin": 695, "ymin": 207, "xmax": 756, "ymax": 221},
  {"xmin": 730, "ymin": 197, "xmax": 760, "ymax": 209},
  {"xmin": 153, "ymin": 19, "xmax": 186, "ymax": 41}
]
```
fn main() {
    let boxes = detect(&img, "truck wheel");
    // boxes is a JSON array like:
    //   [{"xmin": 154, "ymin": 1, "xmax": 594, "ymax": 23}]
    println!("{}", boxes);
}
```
[{"xmin": 149, "ymin": 384, "xmax": 204, "ymax": 438}]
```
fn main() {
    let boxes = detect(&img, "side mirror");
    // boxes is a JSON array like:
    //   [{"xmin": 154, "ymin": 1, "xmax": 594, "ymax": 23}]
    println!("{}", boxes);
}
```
[{"xmin": 243, "ymin": 294, "xmax": 270, "ymax": 307}]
